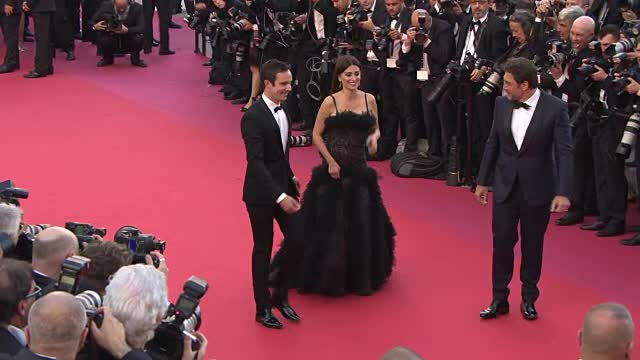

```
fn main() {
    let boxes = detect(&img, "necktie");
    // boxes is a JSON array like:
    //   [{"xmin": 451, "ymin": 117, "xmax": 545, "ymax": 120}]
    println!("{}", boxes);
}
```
[
  {"xmin": 274, "ymin": 106, "xmax": 282, "ymax": 112},
  {"xmin": 512, "ymin": 101, "xmax": 530, "ymax": 110}
]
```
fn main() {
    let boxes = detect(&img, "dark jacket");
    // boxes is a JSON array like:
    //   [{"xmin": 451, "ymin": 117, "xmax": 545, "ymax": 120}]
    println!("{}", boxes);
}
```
[{"xmin": 90, "ymin": 1, "xmax": 145, "ymax": 35}]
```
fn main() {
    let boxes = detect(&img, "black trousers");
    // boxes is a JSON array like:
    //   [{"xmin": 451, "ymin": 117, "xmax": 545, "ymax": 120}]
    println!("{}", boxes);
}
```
[
  {"xmin": 471, "ymin": 91, "xmax": 497, "ymax": 176},
  {"xmin": 33, "ymin": 12, "xmax": 53, "ymax": 73},
  {"xmin": 143, "ymin": 0, "xmax": 170, "ymax": 51},
  {"xmin": 81, "ymin": 0, "xmax": 99, "ymax": 42},
  {"xmin": 379, "ymin": 69, "xmax": 414, "ymax": 159},
  {"xmin": 592, "ymin": 122, "xmax": 627, "ymax": 225},
  {"xmin": 1, "ymin": 13, "xmax": 21, "ymax": 68},
  {"xmin": 492, "ymin": 180, "xmax": 551, "ymax": 303},
  {"xmin": 406, "ymin": 74, "xmax": 453, "ymax": 157},
  {"xmin": 96, "ymin": 32, "xmax": 143, "ymax": 60},
  {"xmin": 68, "ymin": 0, "xmax": 80, "ymax": 34},
  {"xmin": 569, "ymin": 121, "xmax": 597, "ymax": 214},
  {"xmin": 245, "ymin": 203, "xmax": 303, "ymax": 311},
  {"xmin": 53, "ymin": 0, "xmax": 74, "ymax": 51}
]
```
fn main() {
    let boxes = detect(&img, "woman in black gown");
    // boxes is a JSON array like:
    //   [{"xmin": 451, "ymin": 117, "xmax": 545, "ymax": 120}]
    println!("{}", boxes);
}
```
[{"xmin": 273, "ymin": 55, "xmax": 396, "ymax": 296}]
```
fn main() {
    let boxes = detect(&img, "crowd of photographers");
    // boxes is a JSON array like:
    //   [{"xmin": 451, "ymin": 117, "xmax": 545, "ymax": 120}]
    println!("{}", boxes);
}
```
[
  {"xmin": 188, "ymin": 0, "xmax": 640, "ymax": 244},
  {"xmin": 0, "ymin": 180, "xmax": 209, "ymax": 360}
]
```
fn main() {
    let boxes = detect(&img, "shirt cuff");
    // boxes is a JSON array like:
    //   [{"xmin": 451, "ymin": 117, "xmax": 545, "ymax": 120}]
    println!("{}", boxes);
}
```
[
  {"xmin": 401, "ymin": 43, "xmax": 411, "ymax": 54},
  {"xmin": 276, "ymin": 193, "xmax": 287, "ymax": 204},
  {"xmin": 554, "ymin": 73, "xmax": 566, "ymax": 88}
]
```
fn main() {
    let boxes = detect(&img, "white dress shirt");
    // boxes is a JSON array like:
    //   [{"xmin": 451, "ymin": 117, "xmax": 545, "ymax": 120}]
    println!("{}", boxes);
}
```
[
  {"xmin": 460, "ymin": 13, "xmax": 487, "ymax": 65},
  {"xmin": 262, "ymin": 94, "xmax": 289, "ymax": 204},
  {"xmin": 313, "ymin": 9, "xmax": 325, "ymax": 39},
  {"xmin": 511, "ymin": 89, "xmax": 541, "ymax": 150}
]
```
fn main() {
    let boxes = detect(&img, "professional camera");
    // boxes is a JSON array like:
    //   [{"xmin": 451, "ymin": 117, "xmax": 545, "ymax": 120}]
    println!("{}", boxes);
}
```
[
  {"xmin": 146, "ymin": 276, "xmax": 209, "ymax": 360},
  {"xmin": 622, "ymin": 20, "xmax": 640, "ymax": 39},
  {"xmin": 540, "ymin": 0, "xmax": 563, "ymax": 17},
  {"xmin": 494, "ymin": 0, "xmax": 514, "ymax": 18},
  {"xmin": 374, "ymin": 24, "xmax": 392, "ymax": 52},
  {"xmin": 106, "ymin": 14, "xmax": 123, "ymax": 32},
  {"xmin": 336, "ymin": 15, "xmax": 350, "ymax": 43},
  {"xmin": 414, "ymin": 12, "xmax": 429, "ymax": 46},
  {"xmin": 114, "ymin": 225, "xmax": 166, "ymax": 268},
  {"xmin": 65, "ymin": 222, "xmax": 107, "ymax": 250},
  {"xmin": 0, "ymin": 180, "xmax": 29, "ymax": 206},
  {"xmin": 569, "ymin": 91, "xmax": 606, "ymax": 127},
  {"xmin": 278, "ymin": 12, "xmax": 302, "ymax": 43},
  {"xmin": 617, "ymin": 112, "xmax": 640, "ymax": 158},
  {"xmin": 188, "ymin": 9, "xmax": 210, "ymax": 30},
  {"xmin": 576, "ymin": 58, "xmax": 611, "ymax": 77},
  {"xmin": 75, "ymin": 290, "xmax": 103, "ymax": 316},
  {"xmin": 606, "ymin": 37, "xmax": 637, "ymax": 57},
  {"xmin": 427, "ymin": 52, "xmax": 481, "ymax": 103},
  {"xmin": 478, "ymin": 64, "xmax": 502, "ymax": 95},
  {"xmin": 227, "ymin": 7, "xmax": 251, "ymax": 33},
  {"xmin": 58, "ymin": 255, "xmax": 92, "ymax": 294}
]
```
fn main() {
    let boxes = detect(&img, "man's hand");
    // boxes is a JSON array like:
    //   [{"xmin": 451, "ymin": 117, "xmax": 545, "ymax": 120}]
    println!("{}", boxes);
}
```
[
  {"xmin": 589, "ymin": 65, "xmax": 607, "ymax": 82},
  {"xmin": 4, "ymin": 5, "xmax": 13, "ymax": 16},
  {"xmin": 181, "ymin": 332, "xmax": 208, "ymax": 360},
  {"xmin": 279, "ymin": 196, "xmax": 301, "ymax": 214},
  {"xmin": 22, "ymin": 2, "xmax": 30, "ymax": 12},
  {"xmin": 292, "ymin": 177, "xmax": 301, "ymax": 194},
  {"xmin": 550, "ymin": 195, "xmax": 570, "ymax": 212},
  {"xmin": 90, "ymin": 308, "xmax": 132, "ymax": 359},
  {"xmin": 358, "ymin": 19, "xmax": 375, "ymax": 32},
  {"xmin": 475, "ymin": 185, "xmax": 489, "ymax": 206},
  {"xmin": 389, "ymin": 29, "xmax": 402, "ymax": 41},
  {"xmin": 624, "ymin": 77, "xmax": 640, "ymax": 95},
  {"xmin": 404, "ymin": 27, "xmax": 416, "ymax": 48},
  {"xmin": 146, "ymin": 252, "xmax": 168, "ymax": 277},
  {"xmin": 195, "ymin": 2, "xmax": 206, "ymax": 9},
  {"xmin": 114, "ymin": 24, "xmax": 128, "ymax": 34},
  {"xmin": 470, "ymin": 68, "xmax": 485, "ymax": 82},
  {"xmin": 294, "ymin": 14, "xmax": 306, "ymax": 24},
  {"xmin": 623, "ymin": 9, "xmax": 637, "ymax": 21},
  {"xmin": 94, "ymin": 20, "xmax": 107, "ymax": 31}
]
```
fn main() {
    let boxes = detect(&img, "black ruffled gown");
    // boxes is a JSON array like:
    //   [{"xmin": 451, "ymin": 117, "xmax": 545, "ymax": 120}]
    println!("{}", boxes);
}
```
[{"xmin": 272, "ymin": 107, "xmax": 396, "ymax": 296}]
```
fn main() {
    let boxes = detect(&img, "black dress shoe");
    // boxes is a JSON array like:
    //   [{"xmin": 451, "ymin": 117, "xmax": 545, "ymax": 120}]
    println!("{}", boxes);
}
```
[
  {"xmin": 580, "ymin": 221, "xmax": 607, "ymax": 231},
  {"xmin": 97, "ymin": 58, "xmax": 114, "ymax": 67},
  {"xmin": 231, "ymin": 97, "xmax": 249, "ymax": 104},
  {"xmin": 556, "ymin": 212, "xmax": 584, "ymax": 226},
  {"xmin": 274, "ymin": 301, "xmax": 300, "ymax": 322},
  {"xmin": 66, "ymin": 50, "xmax": 76, "ymax": 61},
  {"xmin": 74, "ymin": 32, "xmax": 82, "ymax": 40},
  {"xmin": 159, "ymin": 49, "xmax": 176, "ymax": 55},
  {"xmin": 131, "ymin": 59, "xmax": 148, "ymax": 67},
  {"xmin": 0, "ymin": 65, "xmax": 18, "ymax": 74},
  {"xmin": 255, "ymin": 309, "xmax": 283, "ymax": 329},
  {"xmin": 521, "ymin": 302, "xmax": 538, "ymax": 321},
  {"xmin": 224, "ymin": 92, "xmax": 242, "ymax": 101},
  {"xmin": 143, "ymin": 48, "xmax": 152, "ymax": 54},
  {"xmin": 480, "ymin": 301, "xmax": 509, "ymax": 319},
  {"xmin": 621, "ymin": 233, "xmax": 640, "ymax": 246},
  {"xmin": 23, "ymin": 71, "xmax": 46, "ymax": 78},
  {"xmin": 597, "ymin": 223, "xmax": 625, "ymax": 237},
  {"xmin": 169, "ymin": 21, "xmax": 182, "ymax": 29}
]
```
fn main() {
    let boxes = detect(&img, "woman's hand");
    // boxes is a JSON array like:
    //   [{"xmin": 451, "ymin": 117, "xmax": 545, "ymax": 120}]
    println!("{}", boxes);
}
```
[
  {"xmin": 328, "ymin": 161, "xmax": 341, "ymax": 179},
  {"xmin": 367, "ymin": 132, "xmax": 379, "ymax": 155}
]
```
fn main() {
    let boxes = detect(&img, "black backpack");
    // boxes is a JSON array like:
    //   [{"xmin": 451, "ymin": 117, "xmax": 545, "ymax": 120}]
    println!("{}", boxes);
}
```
[{"xmin": 390, "ymin": 152, "xmax": 445, "ymax": 180}]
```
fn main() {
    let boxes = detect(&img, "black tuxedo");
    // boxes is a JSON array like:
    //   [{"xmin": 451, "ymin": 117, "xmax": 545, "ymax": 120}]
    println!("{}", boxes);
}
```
[
  {"xmin": 455, "ymin": 12, "xmax": 509, "ymax": 63},
  {"xmin": 241, "ymin": 96, "xmax": 303, "ymax": 311},
  {"xmin": 477, "ymin": 92, "xmax": 573, "ymax": 303},
  {"xmin": 26, "ymin": 0, "xmax": 55, "ymax": 74},
  {"xmin": 0, "ymin": 0, "xmax": 21, "ymax": 71},
  {"xmin": 91, "ymin": 2, "xmax": 145, "ymax": 61},
  {"xmin": 588, "ymin": 0, "xmax": 623, "ymax": 32},
  {"xmin": 0, "ymin": 327, "xmax": 23, "ymax": 356}
]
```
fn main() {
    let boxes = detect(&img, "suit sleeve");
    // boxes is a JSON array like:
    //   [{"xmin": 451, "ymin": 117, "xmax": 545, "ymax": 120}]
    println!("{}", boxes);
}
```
[
  {"xmin": 241, "ymin": 112, "xmax": 285, "ymax": 203},
  {"xmin": 476, "ymin": 97, "xmax": 502, "ymax": 186},
  {"xmin": 127, "ymin": 6, "xmax": 145, "ymax": 34},
  {"xmin": 430, "ymin": 23, "xmax": 454, "ymax": 69},
  {"xmin": 553, "ymin": 101, "xmax": 574, "ymax": 198},
  {"xmin": 90, "ymin": 4, "xmax": 107, "ymax": 28},
  {"xmin": 488, "ymin": 19, "xmax": 510, "ymax": 61}
]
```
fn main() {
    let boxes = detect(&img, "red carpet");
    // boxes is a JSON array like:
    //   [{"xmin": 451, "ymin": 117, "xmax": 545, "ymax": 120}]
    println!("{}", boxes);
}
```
[{"xmin": 2, "ymin": 20, "xmax": 640, "ymax": 359}]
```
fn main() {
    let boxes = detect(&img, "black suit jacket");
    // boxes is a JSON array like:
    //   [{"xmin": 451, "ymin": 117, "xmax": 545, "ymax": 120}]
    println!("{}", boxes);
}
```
[
  {"xmin": 557, "ymin": 46, "xmax": 598, "ymax": 104},
  {"xmin": 588, "ymin": 0, "xmax": 623, "ymax": 31},
  {"xmin": 90, "ymin": 1, "xmax": 145, "ymax": 34},
  {"xmin": 241, "ymin": 97, "xmax": 297, "ymax": 205},
  {"xmin": 477, "ymin": 92, "xmax": 573, "ymax": 206},
  {"xmin": 455, "ymin": 12, "xmax": 509, "ymax": 62},
  {"xmin": 26, "ymin": 0, "xmax": 54, "ymax": 14},
  {"xmin": 0, "ymin": 327, "xmax": 23, "ymax": 356},
  {"xmin": 399, "ymin": 16, "xmax": 454, "ymax": 76}
]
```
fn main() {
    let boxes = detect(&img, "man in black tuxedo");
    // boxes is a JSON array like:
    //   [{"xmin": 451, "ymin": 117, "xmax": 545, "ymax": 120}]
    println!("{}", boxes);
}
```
[
  {"xmin": 22, "ymin": 0, "xmax": 55, "ymax": 78},
  {"xmin": 0, "ymin": 0, "xmax": 21, "ymax": 74},
  {"xmin": 401, "ymin": 9, "xmax": 454, "ymax": 159},
  {"xmin": 241, "ymin": 59, "xmax": 303, "ymax": 330},
  {"xmin": 474, "ymin": 57, "xmax": 573, "ymax": 321},
  {"xmin": 0, "ymin": 259, "xmax": 37, "ymax": 356},
  {"xmin": 91, "ymin": 0, "xmax": 147, "ymax": 67}
]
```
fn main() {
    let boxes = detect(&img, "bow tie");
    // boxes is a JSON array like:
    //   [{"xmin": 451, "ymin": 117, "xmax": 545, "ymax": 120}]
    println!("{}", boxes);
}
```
[
  {"xmin": 512, "ymin": 101, "xmax": 530, "ymax": 110},
  {"xmin": 390, "ymin": 15, "xmax": 399, "ymax": 20},
  {"xmin": 274, "ymin": 106, "xmax": 283, "ymax": 112},
  {"xmin": 472, "ymin": 20, "xmax": 481, "ymax": 27}
]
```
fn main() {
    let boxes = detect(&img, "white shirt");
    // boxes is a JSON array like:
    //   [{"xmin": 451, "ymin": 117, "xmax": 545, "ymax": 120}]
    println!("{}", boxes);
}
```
[
  {"xmin": 460, "ymin": 13, "xmax": 487, "ymax": 65},
  {"xmin": 511, "ymin": 89, "xmax": 541, "ymax": 150},
  {"xmin": 262, "ymin": 94, "xmax": 289, "ymax": 204},
  {"xmin": 313, "ymin": 9, "xmax": 325, "ymax": 39},
  {"xmin": 4, "ymin": 325, "xmax": 27, "ymax": 347}
]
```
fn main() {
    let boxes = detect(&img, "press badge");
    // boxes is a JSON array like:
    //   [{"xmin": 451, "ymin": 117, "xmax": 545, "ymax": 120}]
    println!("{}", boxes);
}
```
[
  {"xmin": 417, "ymin": 70, "xmax": 429, "ymax": 81},
  {"xmin": 386, "ymin": 58, "xmax": 397, "ymax": 68}
]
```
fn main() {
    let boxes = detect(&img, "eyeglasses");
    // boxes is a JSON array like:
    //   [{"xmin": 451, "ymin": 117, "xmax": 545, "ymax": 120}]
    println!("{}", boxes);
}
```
[{"xmin": 25, "ymin": 285, "xmax": 42, "ymax": 300}]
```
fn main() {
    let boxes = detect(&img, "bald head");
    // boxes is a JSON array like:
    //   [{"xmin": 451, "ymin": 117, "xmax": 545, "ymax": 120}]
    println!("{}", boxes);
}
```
[
  {"xmin": 381, "ymin": 346, "xmax": 423, "ymax": 360},
  {"xmin": 33, "ymin": 227, "xmax": 78, "ymax": 267},
  {"xmin": 28, "ymin": 292, "xmax": 87, "ymax": 347},
  {"xmin": 580, "ymin": 303, "xmax": 635, "ymax": 358},
  {"xmin": 573, "ymin": 16, "xmax": 595, "ymax": 33},
  {"xmin": 570, "ymin": 16, "xmax": 595, "ymax": 51}
]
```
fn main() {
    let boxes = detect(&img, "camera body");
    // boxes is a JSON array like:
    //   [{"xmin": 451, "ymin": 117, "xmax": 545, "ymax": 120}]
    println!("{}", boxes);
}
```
[
  {"xmin": 0, "ymin": 180, "xmax": 29, "ymax": 206},
  {"xmin": 114, "ymin": 225, "xmax": 166, "ymax": 268},
  {"xmin": 106, "ymin": 14, "xmax": 123, "ymax": 32},
  {"xmin": 414, "ymin": 13, "xmax": 429, "ymax": 46},
  {"xmin": 58, "ymin": 255, "xmax": 92, "ymax": 294},
  {"xmin": 65, "ymin": 222, "xmax": 107, "ymax": 250},
  {"xmin": 146, "ymin": 276, "xmax": 209, "ymax": 360}
]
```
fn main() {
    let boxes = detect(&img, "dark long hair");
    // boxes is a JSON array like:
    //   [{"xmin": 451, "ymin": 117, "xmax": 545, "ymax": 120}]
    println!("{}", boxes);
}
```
[{"xmin": 330, "ymin": 55, "xmax": 362, "ymax": 94}]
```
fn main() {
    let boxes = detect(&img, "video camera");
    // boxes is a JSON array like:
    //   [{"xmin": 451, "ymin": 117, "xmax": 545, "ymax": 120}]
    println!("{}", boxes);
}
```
[
  {"xmin": 65, "ymin": 222, "xmax": 107, "ymax": 250},
  {"xmin": 146, "ymin": 276, "xmax": 209, "ymax": 360},
  {"xmin": 0, "ymin": 180, "xmax": 29, "ymax": 206},
  {"xmin": 114, "ymin": 225, "xmax": 166, "ymax": 268}
]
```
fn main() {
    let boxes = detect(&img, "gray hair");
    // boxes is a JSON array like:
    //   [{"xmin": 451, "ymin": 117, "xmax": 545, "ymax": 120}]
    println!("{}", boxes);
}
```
[
  {"xmin": 28, "ymin": 292, "xmax": 87, "ymax": 347},
  {"xmin": 581, "ymin": 302, "xmax": 635, "ymax": 355},
  {"xmin": 0, "ymin": 203, "xmax": 23, "ymax": 244},
  {"xmin": 557, "ymin": 5, "xmax": 585, "ymax": 24},
  {"xmin": 104, "ymin": 264, "xmax": 168, "ymax": 349},
  {"xmin": 381, "ymin": 346, "xmax": 423, "ymax": 360}
]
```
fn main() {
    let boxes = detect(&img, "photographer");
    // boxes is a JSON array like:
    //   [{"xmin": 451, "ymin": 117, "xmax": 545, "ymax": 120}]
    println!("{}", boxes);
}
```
[
  {"xmin": 0, "ymin": 259, "xmax": 37, "ymax": 356},
  {"xmin": 91, "ymin": 0, "xmax": 147, "ymax": 67},
  {"xmin": 0, "ymin": 203, "xmax": 23, "ymax": 255},
  {"xmin": 31, "ymin": 227, "xmax": 79, "ymax": 289},
  {"xmin": 552, "ymin": 15, "xmax": 598, "ymax": 226},
  {"xmin": 0, "ymin": 0, "xmax": 21, "ymax": 74},
  {"xmin": 79, "ymin": 241, "xmax": 132, "ymax": 295},
  {"xmin": 579, "ymin": 24, "xmax": 629, "ymax": 237},
  {"xmin": 401, "ymin": 9, "xmax": 454, "ymax": 159}
]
